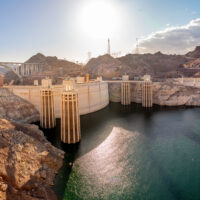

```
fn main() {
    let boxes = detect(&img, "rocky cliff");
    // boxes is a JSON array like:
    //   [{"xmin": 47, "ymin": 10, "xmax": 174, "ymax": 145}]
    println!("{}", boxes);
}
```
[
  {"xmin": 183, "ymin": 58, "xmax": 200, "ymax": 69},
  {"xmin": 0, "ymin": 88, "xmax": 64, "ymax": 200},
  {"xmin": 0, "ymin": 88, "xmax": 39, "ymax": 123},
  {"xmin": 3, "ymin": 71, "xmax": 20, "ymax": 85},
  {"xmin": 0, "ymin": 119, "xmax": 64, "ymax": 200},
  {"xmin": 108, "ymin": 82, "xmax": 200, "ymax": 106},
  {"xmin": 185, "ymin": 46, "xmax": 200, "ymax": 59},
  {"xmin": 153, "ymin": 82, "xmax": 200, "ymax": 106}
]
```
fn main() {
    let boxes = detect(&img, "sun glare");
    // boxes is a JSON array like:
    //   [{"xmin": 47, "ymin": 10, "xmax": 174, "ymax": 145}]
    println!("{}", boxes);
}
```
[{"xmin": 77, "ymin": 0, "xmax": 121, "ymax": 39}]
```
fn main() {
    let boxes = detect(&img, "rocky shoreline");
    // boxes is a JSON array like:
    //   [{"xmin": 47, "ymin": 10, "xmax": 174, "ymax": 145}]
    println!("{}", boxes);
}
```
[
  {"xmin": 0, "ymin": 88, "xmax": 40, "ymax": 123},
  {"xmin": 153, "ymin": 82, "xmax": 200, "ymax": 106},
  {"xmin": 108, "ymin": 82, "xmax": 200, "ymax": 106},
  {"xmin": 0, "ymin": 88, "xmax": 64, "ymax": 200}
]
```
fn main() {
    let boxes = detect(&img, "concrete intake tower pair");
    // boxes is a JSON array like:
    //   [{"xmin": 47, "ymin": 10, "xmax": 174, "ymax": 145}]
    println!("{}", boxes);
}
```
[{"xmin": 40, "ymin": 79, "xmax": 81, "ymax": 144}]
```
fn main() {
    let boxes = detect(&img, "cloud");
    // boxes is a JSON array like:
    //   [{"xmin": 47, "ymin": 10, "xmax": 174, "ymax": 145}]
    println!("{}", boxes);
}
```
[{"xmin": 137, "ymin": 18, "xmax": 200, "ymax": 55}]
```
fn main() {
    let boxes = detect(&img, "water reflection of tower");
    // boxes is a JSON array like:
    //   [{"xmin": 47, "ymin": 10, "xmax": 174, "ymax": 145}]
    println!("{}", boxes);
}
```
[{"xmin": 108, "ymin": 38, "xmax": 111, "ymax": 55}]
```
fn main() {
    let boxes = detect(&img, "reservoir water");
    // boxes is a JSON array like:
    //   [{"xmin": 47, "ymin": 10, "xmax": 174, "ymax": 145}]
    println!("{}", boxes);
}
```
[{"xmin": 39, "ymin": 103, "xmax": 200, "ymax": 200}]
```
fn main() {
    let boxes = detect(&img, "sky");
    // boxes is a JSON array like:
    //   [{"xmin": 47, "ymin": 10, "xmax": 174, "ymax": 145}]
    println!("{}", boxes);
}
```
[{"xmin": 1, "ymin": 0, "xmax": 200, "ymax": 62}]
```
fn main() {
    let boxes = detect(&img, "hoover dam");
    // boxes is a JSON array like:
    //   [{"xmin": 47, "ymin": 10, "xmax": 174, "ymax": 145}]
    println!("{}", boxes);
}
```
[
  {"xmin": 3, "ymin": 75, "xmax": 153, "ymax": 117},
  {"xmin": 2, "ymin": 74, "xmax": 200, "ymax": 200},
  {"xmin": 4, "ymin": 76, "xmax": 200, "ymax": 117},
  {"xmin": 2, "ymin": 0, "xmax": 200, "ymax": 198}
]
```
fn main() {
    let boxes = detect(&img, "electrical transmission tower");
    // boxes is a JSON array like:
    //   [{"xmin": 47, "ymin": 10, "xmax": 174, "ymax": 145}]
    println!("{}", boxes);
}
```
[
  {"xmin": 88, "ymin": 52, "xmax": 92, "ymax": 61},
  {"xmin": 107, "ymin": 38, "xmax": 111, "ymax": 55},
  {"xmin": 135, "ymin": 38, "xmax": 140, "ymax": 54}
]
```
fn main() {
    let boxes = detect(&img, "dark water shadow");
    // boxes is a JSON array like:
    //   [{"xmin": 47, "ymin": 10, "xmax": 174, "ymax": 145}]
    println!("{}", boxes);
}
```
[
  {"xmin": 54, "ymin": 143, "xmax": 80, "ymax": 199},
  {"xmin": 36, "ymin": 105, "xmax": 115, "ymax": 158},
  {"xmin": 34, "ymin": 106, "xmax": 116, "ymax": 199}
]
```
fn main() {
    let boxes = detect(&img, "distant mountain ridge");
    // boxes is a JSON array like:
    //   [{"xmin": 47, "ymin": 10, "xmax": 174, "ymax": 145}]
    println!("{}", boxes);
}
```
[
  {"xmin": 85, "ymin": 54, "xmax": 131, "ymax": 79},
  {"xmin": 18, "ymin": 46, "xmax": 200, "ymax": 84},
  {"xmin": 185, "ymin": 46, "xmax": 200, "ymax": 58},
  {"xmin": 86, "ymin": 52, "xmax": 189, "ymax": 79},
  {"xmin": 85, "ymin": 46, "xmax": 200, "ymax": 78},
  {"xmin": 26, "ymin": 53, "xmax": 47, "ymax": 63},
  {"xmin": 26, "ymin": 53, "xmax": 82, "ymax": 72},
  {"xmin": 176, "ymin": 46, "xmax": 200, "ymax": 77},
  {"xmin": 23, "ymin": 53, "xmax": 83, "ymax": 84}
]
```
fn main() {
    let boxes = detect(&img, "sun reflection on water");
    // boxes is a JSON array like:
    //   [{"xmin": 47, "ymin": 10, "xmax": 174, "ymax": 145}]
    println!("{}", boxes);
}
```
[{"xmin": 66, "ymin": 127, "xmax": 140, "ymax": 199}]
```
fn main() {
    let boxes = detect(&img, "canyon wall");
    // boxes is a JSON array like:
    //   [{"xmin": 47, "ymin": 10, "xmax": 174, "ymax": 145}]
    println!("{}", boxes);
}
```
[
  {"xmin": 153, "ymin": 82, "xmax": 200, "ymax": 106},
  {"xmin": 0, "ymin": 88, "xmax": 64, "ymax": 200},
  {"xmin": 0, "ymin": 88, "xmax": 39, "ymax": 123},
  {"xmin": 108, "ymin": 82, "xmax": 200, "ymax": 106}
]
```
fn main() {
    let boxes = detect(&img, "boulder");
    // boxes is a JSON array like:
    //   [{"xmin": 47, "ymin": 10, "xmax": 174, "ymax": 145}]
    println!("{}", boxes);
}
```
[{"xmin": 0, "ymin": 119, "xmax": 64, "ymax": 200}]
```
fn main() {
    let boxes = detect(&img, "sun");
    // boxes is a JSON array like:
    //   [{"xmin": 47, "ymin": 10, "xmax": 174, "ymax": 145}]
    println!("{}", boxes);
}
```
[{"xmin": 77, "ymin": 0, "xmax": 121, "ymax": 39}]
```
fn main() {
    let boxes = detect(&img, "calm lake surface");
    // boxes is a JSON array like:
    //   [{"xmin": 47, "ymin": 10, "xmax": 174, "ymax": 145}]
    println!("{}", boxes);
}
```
[{"xmin": 39, "ymin": 103, "xmax": 200, "ymax": 200}]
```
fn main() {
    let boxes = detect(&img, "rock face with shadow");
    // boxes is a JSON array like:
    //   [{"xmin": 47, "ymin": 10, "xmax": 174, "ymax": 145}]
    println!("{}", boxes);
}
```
[
  {"xmin": 153, "ymin": 82, "xmax": 200, "ymax": 106},
  {"xmin": 0, "ymin": 119, "xmax": 64, "ymax": 200},
  {"xmin": 0, "ymin": 88, "xmax": 39, "ymax": 123}
]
